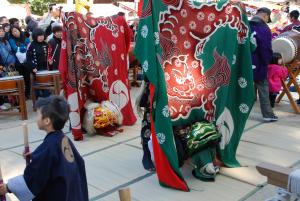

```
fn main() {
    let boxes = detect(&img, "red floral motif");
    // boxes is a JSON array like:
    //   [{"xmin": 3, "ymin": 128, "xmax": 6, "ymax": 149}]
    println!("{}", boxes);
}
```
[
  {"xmin": 158, "ymin": 1, "xmax": 244, "ymax": 121},
  {"xmin": 163, "ymin": 50, "xmax": 230, "ymax": 122}
]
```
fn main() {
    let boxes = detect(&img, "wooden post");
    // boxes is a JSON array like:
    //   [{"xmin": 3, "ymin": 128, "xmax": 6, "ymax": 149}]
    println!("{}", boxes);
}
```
[
  {"xmin": 118, "ymin": 188, "xmax": 131, "ymax": 201},
  {"xmin": 23, "ymin": 123, "xmax": 30, "ymax": 165}
]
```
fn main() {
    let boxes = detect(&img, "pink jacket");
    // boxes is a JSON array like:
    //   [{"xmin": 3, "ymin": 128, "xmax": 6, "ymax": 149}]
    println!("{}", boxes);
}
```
[{"xmin": 268, "ymin": 64, "xmax": 289, "ymax": 93}]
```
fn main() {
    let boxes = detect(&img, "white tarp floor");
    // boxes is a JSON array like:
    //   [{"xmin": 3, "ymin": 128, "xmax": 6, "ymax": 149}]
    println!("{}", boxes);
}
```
[{"xmin": 0, "ymin": 87, "xmax": 299, "ymax": 201}]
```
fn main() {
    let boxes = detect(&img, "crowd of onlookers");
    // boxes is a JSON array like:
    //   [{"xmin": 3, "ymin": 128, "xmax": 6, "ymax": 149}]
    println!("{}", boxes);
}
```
[{"xmin": 0, "ymin": 5, "xmax": 63, "ymax": 110}]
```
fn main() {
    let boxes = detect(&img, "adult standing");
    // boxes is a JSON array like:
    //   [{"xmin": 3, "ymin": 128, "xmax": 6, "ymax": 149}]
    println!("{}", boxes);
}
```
[
  {"xmin": 8, "ymin": 26, "xmax": 31, "ymax": 99},
  {"xmin": 0, "ymin": 25, "xmax": 15, "ymax": 110},
  {"xmin": 250, "ymin": 7, "xmax": 278, "ymax": 122},
  {"xmin": 0, "ymin": 25, "xmax": 15, "ymax": 72}
]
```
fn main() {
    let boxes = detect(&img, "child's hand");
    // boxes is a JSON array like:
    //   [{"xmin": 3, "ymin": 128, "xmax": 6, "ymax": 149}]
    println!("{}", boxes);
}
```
[
  {"xmin": 0, "ymin": 183, "xmax": 8, "ymax": 195},
  {"xmin": 23, "ymin": 151, "xmax": 32, "ymax": 160},
  {"xmin": 33, "ymin": 68, "xmax": 37, "ymax": 73}
]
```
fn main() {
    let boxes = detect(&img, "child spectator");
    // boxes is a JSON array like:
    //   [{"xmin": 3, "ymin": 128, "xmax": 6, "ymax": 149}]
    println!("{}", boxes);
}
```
[
  {"xmin": 268, "ymin": 53, "xmax": 288, "ymax": 108},
  {"xmin": 27, "ymin": 28, "xmax": 50, "ymax": 98},
  {"xmin": 0, "ymin": 96, "xmax": 89, "ymax": 201},
  {"xmin": 27, "ymin": 28, "xmax": 48, "ymax": 72},
  {"xmin": 48, "ymin": 25, "xmax": 62, "ymax": 70}
]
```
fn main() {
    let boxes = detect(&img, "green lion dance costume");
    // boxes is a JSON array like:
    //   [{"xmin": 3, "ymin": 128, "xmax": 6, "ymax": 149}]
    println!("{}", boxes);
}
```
[{"xmin": 135, "ymin": 0, "xmax": 255, "ymax": 191}]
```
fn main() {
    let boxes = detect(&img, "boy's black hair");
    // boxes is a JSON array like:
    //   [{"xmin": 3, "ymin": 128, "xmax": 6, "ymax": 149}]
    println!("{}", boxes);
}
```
[
  {"xmin": 36, "ymin": 96, "xmax": 70, "ymax": 130},
  {"xmin": 271, "ymin": 52, "xmax": 282, "ymax": 65},
  {"xmin": 290, "ymin": 10, "xmax": 300, "ymax": 20},
  {"xmin": 52, "ymin": 25, "xmax": 62, "ymax": 33},
  {"xmin": 32, "ymin": 28, "xmax": 45, "ymax": 42},
  {"xmin": 9, "ymin": 18, "xmax": 19, "ymax": 26}
]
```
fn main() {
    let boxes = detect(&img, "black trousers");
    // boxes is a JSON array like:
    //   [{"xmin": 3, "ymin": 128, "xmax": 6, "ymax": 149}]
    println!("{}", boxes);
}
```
[{"xmin": 15, "ymin": 63, "xmax": 31, "ymax": 98}]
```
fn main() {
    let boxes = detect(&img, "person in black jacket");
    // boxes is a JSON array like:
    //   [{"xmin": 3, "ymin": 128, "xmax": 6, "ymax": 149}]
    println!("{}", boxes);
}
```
[
  {"xmin": 27, "ymin": 28, "xmax": 48, "ymax": 72},
  {"xmin": 48, "ymin": 25, "xmax": 62, "ymax": 70},
  {"xmin": 27, "ymin": 28, "xmax": 50, "ymax": 98}
]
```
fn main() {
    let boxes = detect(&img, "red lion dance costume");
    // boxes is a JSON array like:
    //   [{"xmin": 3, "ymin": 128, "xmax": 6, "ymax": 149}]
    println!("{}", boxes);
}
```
[{"xmin": 59, "ymin": 13, "xmax": 137, "ymax": 140}]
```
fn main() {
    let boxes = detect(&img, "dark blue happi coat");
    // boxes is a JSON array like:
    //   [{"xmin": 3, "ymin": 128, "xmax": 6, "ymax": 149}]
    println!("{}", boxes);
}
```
[
  {"xmin": 249, "ymin": 16, "xmax": 273, "ymax": 82},
  {"xmin": 23, "ymin": 130, "xmax": 88, "ymax": 201}
]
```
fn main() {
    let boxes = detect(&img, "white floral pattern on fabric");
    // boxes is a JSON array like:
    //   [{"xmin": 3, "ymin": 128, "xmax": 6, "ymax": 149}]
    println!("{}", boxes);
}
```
[
  {"xmin": 250, "ymin": 32, "xmax": 257, "ymax": 46},
  {"xmin": 171, "ymin": 35, "xmax": 178, "ymax": 44},
  {"xmin": 154, "ymin": 32, "xmax": 160, "ymax": 45},
  {"xmin": 197, "ymin": 11, "xmax": 205, "ymax": 21},
  {"xmin": 156, "ymin": 133, "xmax": 166, "ymax": 144},
  {"xmin": 184, "ymin": 40, "xmax": 191, "ymax": 49},
  {"xmin": 111, "ymin": 44, "xmax": 116, "ymax": 51},
  {"xmin": 192, "ymin": 60, "xmax": 199, "ymax": 68},
  {"xmin": 203, "ymin": 25, "xmax": 211, "ymax": 33},
  {"xmin": 179, "ymin": 26, "xmax": 187, "ymax": 35},
  {"xmin": 238, "ymin": 77, "xmax": 247, "ymax": 88},
  {"xmin": 239, "ymin": 103, "xmax": 249, "ymax": 113},
  {"xmin": 141, "ymin": 25, "xmax": 149, "ymax": 38},
  {"xmin": 121, "ymin": 53, "xmax": 125, "ymax": 60},
  {"xmin": 208, "ymin": 13, "xmax": 216, "ymax": 22},
  {"xmin": 181, "ymin": 9, "xmax": 188, "ymax": 18},
  {"xmin": 142, "ymin": 60, "xmax": 149, "ymax": 72},
  {"xmin": 189, "ymin": 21, "xmax": 196, "ymax": 30},
  {"xmin": 162, "ymin": 105, "xmax": 170, "ymax": 117},
  {"xmin": 225, "ymin": 6, "xmax": 233, "ymax": 15},
  {"xmin": 232, "ymin": 55, "xmax": 236, "ymax": 65},
  {"xmin": 113, "ymin": 32, "xmax": 119, "ymax": 38}
]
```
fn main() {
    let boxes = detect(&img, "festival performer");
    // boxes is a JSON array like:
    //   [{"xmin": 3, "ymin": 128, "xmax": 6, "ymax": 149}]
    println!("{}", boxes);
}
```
[
  {"xmin": 60, "ymin": 12, "xmax": 137, "ymax": 140},
  {"xmin": 268, "ymin": 53, "xmax": 288, "ymax": 108},
  {"xmin": 136, "ymin": 80, "xmax": 155, "ymax": 172},
  {"xmin": 135, "ymin": 0, "xmax": 255, "ymax": 190},
  {"xmin": 0, "ymin": 96, "xmax": 89, "ymax": 201}
]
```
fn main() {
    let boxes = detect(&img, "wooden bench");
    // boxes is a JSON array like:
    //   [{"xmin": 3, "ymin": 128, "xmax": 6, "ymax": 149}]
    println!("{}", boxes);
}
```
[
  {"xmin": 31, "ymin": 71, "xmax": 61, "ymax": 111},
  {"xmin": 0, "ymin": 76, "xmax": 27, "ymax": 120},
  {"xmin": 256, "ymin": 162, "xmax": 293, "ymax": 189}
]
